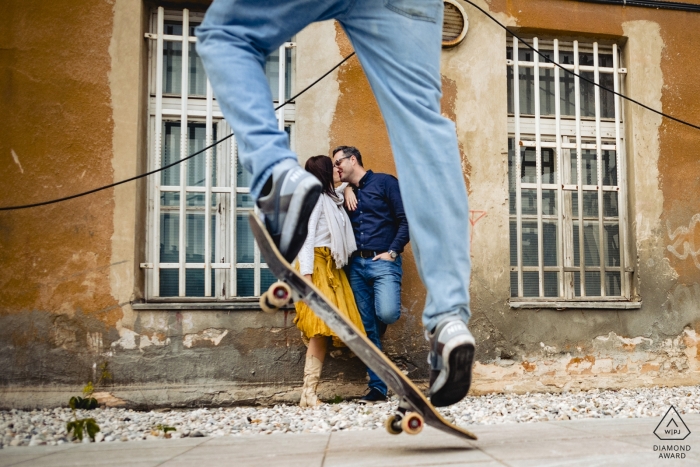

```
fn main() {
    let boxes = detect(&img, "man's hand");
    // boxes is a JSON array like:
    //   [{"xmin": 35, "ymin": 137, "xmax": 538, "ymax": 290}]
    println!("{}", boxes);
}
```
[
  {"xmin": 373, "ymin": 252, "xmax": 395, "ymax": 262},
  {"xmin": 344, "ymin": 185, "xmax": 357, "ymax": 211}
]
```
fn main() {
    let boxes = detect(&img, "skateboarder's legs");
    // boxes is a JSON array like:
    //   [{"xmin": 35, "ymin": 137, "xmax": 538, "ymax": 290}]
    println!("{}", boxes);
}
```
[
  {"xmin": 338, "ymin": 0, "xmax": 471, "ymax": 331},
  {"xmin": 340, "ymin": 0, "xmax": 475, "ymax": 406}
]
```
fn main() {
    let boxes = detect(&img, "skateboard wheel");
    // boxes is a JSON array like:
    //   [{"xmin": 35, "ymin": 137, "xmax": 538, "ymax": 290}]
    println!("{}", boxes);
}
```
[
  {"xmin": 267, "ymin": 281, "xmax": 291, "ymax": 308},
  {"xmin": 401, "ymin": 412, "xmax": 424, "ymax": 435},
  {"xmin": 259, "ymin": 292, "xmax": 279, "ymax": 314},
  {"xmin": 384, "ymin": 415, "xmax": 402, "ymax": 435}
]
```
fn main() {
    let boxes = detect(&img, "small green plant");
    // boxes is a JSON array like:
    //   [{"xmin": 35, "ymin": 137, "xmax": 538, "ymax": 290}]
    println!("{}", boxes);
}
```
[
  {"xmin": 65, "ymin": 363, "xmax": 111, "ymax": 441},
  {"xmin": 152, "ymin": 424, "xmax": 176, "ymax": 438},
  {"xmin": 66, "ymin": 418, "xmax": 100, "ymax": 442},
  {"xmin": 69, "ymin": 396, "xmax": 98, "ymax": 410},
  {"xmin": 155, "ymin": 424, "xmax": 176, "ymax": 433},
  {"xmin": 327, "ymin": 395, "xmax": 344, "ymax": 404}
]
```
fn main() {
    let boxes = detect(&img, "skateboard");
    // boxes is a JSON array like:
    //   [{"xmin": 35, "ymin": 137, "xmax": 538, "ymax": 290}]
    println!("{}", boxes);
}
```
[{"xmin": 249, "ymin": 213, "xmax": 477, "ymax": 440}]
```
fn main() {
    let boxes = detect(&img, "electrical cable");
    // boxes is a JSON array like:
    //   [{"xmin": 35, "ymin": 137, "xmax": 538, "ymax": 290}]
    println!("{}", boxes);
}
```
[
  {"xmin": 574, "ymin": 0, "xmax": 700, "ymax": 13},
  {"xmin": 0, "ymin": 51, "xmax": 356, "ymax": 211},
  {"xmin": 462, "ymin": 0, "xmax": 700, "ymax": 132}
]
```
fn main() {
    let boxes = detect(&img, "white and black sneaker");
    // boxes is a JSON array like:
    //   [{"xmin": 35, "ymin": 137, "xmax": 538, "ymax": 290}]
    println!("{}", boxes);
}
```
[
  {"xmin": 426, "ymin": 316, "xmax": 475, "ymax": 407},
  {"xmin": 257, "ymin": 159, "xmax": 322, "ymax": 263}
]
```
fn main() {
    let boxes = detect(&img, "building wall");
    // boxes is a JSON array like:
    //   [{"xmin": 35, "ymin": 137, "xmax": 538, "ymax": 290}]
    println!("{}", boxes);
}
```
[{"xmin": 0, "ymin": 0, "xmax": 699, "ymax": 408}]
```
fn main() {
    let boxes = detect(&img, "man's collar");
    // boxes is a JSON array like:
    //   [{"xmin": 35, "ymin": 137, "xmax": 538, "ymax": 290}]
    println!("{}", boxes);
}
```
[{"xmin": 357, "ymin": 170, "xmax": 373, "ymax": 187}]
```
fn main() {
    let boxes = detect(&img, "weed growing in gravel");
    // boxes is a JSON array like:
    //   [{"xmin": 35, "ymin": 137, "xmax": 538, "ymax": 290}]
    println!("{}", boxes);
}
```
[
  {"xmin": 65, "ymin": 361, "xmax": 112, "ymax": 442},
  {"xmin": 152, "ymin": 424, "xmax": 176, "ymax": 438}
]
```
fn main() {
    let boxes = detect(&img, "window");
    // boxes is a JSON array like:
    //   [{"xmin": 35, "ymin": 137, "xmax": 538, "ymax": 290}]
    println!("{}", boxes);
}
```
[
  {"xmin": 144, "ymin": 7, "xmax": 294, "ymax": 300},
  {"xmin": 506, "ymin": 37, "xmax": 630, "ymax": 302}
]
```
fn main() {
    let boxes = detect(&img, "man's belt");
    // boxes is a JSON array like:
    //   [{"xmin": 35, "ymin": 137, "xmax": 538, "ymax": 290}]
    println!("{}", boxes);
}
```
[{"xmin": 352, "ymin": 250, "xmax": 386, "ymax": 259}]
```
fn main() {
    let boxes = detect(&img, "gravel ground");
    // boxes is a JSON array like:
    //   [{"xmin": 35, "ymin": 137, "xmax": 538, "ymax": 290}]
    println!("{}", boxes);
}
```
[{"xmin": 2, "ymin": 385, "xmax": 699, "ymax": 447}]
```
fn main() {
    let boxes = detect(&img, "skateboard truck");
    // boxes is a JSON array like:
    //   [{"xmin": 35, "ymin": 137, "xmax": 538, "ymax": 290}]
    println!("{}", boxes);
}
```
[{"xmin": 385, "ymin": 401, "xmax": 424, "ymax": 435}]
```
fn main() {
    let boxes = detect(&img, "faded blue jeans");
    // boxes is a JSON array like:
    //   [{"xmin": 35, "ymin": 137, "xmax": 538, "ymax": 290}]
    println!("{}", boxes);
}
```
[
  {"xmin": 347, "ymin": 255, "xmax": 403, "ymax": 395},
  {"xmin": 197, "ymin": 0, "xmax": 471, "ymax": 332}
]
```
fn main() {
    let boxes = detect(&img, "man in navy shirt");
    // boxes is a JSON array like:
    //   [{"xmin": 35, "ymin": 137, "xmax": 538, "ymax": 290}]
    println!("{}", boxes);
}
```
[{"xmin": 333, "ymin": 146, "xmax": 409, "ymax": 403}]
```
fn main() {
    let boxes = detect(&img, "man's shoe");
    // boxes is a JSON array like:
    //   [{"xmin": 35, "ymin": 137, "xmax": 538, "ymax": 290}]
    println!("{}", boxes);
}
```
[
  {"xmin": 378, "ymin": 320, "xmax": 387, "ymax": 337},
  {"xmin": 427, "ymin": 316, "xmax": 475, "ymax": 407},
  {"xmin": 257, "ymin": 159, "xmax": 322, "ymax": 262},
  {"xmin": 357, "ymin": 388, "xmax": 387, "ymax": 405}
]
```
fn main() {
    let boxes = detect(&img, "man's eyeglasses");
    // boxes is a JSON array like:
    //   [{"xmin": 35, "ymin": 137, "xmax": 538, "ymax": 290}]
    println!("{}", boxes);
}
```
[{"xmin": 334, "ymin": 155, "xmax": 352, "ymax": 167}]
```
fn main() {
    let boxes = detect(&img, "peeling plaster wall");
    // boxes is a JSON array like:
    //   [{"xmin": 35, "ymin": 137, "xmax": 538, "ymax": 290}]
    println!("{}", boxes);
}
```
[
  {"xmin": 294, "ymin": 20, "xmax": 342, "ymax": 163},
  {"xmin": 2, "ymin": 0, "xmax": 700, "ymax": 409}
]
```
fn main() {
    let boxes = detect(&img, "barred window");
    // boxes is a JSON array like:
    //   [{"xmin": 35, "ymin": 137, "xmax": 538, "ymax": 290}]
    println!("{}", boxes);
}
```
[
  {"xmin": 507, "ymin": 37, "xmax": 631, "ymax": 302},
  {"xmin": 143, "ymin": 7, "xmax": 295, "ymax": 300}
]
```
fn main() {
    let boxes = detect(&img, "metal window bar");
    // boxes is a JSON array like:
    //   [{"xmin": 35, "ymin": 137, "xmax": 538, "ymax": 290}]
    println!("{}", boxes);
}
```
[
  {"xmin": 278, "ymin": 43, "xmax": 286, "ymax": 130},
  {"xmin": 513, "ymin": 37, "xmax": 524, "ymax": 297},
  {"xmin": 594, "ymin": 42, "xmax": 605, "ymax": 296},
  {"xmin": 205, "ymin": 78, "xmax": 213, "ymax": 296},
  {"xmin": 178, "ymin": 9, "xmax": 190, "ymax": 297},
  {"xmin": 613, "ymin": 44, "xmax": 629, "ymax": 297},
  {"xmin": 152, "ymin": 7, "xmax": 165, "ymax": 297},
  {"xmin": 574, "ymin": 40, "xmax": 586, "ymax": 296},
  {"xmin": 230, "ymin": 134, "xmax": 237, "ymax": 297},
  {"xmin": 554, "ymin": 39, "xmax": 566, "ymax": 298},
  {"xmin": 533, "ymin": 38, "xmax": 544, "ymax": 297},
  {"xmin": 507, "ymin": 37, "xmax": 627, "ymax": 300}
]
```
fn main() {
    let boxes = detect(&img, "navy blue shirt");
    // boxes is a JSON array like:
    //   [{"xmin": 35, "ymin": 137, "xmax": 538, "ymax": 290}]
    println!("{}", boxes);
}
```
[{"xmin": 347, "ymin": 170, "xmax": 409, "ymax": 254}]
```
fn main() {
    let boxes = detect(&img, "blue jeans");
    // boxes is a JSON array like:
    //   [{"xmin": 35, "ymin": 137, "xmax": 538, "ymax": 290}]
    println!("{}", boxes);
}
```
[
  {"xmin": 197, "ymin": 0, "xmax": 471, "ymax": 332},
  {"xmin": 347, "ymin": 256, "xmax": 403, "ymax": 395}
]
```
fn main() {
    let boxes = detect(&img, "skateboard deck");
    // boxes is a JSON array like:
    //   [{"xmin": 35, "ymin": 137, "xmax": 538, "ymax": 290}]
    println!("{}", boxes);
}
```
[{"xmin": 249, "ymin": 213, "xmax": 477, "ymax": 440}]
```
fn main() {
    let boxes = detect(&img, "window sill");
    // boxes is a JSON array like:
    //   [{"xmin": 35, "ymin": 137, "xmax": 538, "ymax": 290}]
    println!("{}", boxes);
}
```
[
  {"xmin": 132, "ymin": 301, "xmax": 293, "ymax": 311},
  {"xmin": 509, "ymin": 300, "xmax": 642, "ymax": 310}
]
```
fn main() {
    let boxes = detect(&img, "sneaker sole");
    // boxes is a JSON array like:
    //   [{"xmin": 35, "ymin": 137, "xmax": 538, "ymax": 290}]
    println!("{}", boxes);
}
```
[
  {"xmin": 278, "ymin": 180, "xmax": 322, "ymax": 262},
  {"xmin": 430, "ymin": 343, "xmax": 474, "ymax": 408}
]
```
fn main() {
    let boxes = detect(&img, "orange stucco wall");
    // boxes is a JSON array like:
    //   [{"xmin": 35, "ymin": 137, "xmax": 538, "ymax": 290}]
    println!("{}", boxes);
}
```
[{"xmin": 0, "ymin": 1, "xmax": 119, "ymax": 326}]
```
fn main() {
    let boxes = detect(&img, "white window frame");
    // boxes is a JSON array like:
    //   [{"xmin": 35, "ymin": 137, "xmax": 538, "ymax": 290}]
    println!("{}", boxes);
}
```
[
  {"xmin": 507, "ymin": 36, "xmax": 635, "ymax": 307},
  {"xmin": 142, "ymin": 7, "xmax": 295, "ymax": 301}
]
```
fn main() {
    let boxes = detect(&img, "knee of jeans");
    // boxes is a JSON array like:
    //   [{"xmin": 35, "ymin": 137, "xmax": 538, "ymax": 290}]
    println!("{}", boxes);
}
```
[{"xmin": 377, "ymin": 306, "xmax": 401, "ymax": 325}]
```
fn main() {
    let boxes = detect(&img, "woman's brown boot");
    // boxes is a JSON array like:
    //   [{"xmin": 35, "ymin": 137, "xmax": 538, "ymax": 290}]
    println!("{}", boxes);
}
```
[{"xmin": 299, "ymin": 355, "xmax": 323, "ymax": 408}]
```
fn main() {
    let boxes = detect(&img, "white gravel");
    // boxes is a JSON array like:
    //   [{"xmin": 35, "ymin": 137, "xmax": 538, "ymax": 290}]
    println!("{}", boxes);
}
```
[{"xmin": 2, "ymin": 385, "xmax": 700, "ymax": 447}]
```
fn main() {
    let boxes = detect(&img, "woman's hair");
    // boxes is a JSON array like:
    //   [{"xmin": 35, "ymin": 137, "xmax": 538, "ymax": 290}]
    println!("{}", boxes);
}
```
[{"xmin": 304, "ymin": 155, "xmax": 336, "ymax": 198}]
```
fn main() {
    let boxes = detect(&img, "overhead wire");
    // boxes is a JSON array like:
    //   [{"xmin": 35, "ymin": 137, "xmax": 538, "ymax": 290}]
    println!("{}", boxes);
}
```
[{"xmin": 0, "ymin": 51, "xmax": 356, "ymax": 211}]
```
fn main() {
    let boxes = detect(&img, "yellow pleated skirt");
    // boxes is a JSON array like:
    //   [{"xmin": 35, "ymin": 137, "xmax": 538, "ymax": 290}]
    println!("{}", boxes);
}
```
[{"xmin": 294, "ymin": 247, "xmax": 366, "ymax": 347}]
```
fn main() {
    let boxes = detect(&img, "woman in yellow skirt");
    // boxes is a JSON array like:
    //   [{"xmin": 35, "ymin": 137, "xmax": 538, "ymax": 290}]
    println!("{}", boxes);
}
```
[{"xmin": 295, "ymin": 155, "xmax": 365, "ymax": 407}]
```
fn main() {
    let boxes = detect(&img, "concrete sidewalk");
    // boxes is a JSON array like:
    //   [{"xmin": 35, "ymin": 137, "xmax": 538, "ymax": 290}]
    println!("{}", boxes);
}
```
[{"xmin": 1, "ymin": 415, "xmax": 698, "ymax": 466}]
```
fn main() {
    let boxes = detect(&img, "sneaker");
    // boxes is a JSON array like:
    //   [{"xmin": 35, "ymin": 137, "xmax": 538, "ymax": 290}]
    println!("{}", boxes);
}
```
[
  {"xmin": 257, "ymin": 159, "xmax": 322, "ymax": 262},
  {"xmin": 426, "ymin": 316, "xmax": 475, "ymax": 407},
  {"xmin": 357, "ymin": 388, "xmax": 387, "ymax": 405}
]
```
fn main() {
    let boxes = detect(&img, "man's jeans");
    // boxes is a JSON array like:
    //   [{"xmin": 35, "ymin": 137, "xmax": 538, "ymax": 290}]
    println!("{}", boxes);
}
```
[
  {"xmin": 197, "ymin": 0, "xmax": 472, "ymax": 332},
  {"xmin": 347, "ymin": 256, "xmax": 403, "ymax": 395}
]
